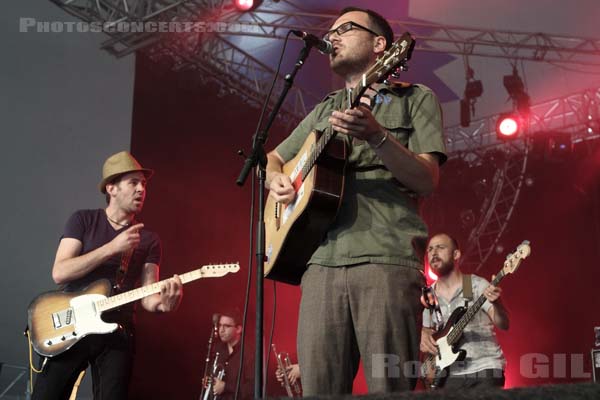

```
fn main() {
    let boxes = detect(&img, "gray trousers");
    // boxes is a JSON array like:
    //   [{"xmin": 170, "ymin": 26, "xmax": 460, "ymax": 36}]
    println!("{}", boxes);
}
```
[{"xmin": 297, "ymin": 264, "xmax": 424, "ymax": 396}]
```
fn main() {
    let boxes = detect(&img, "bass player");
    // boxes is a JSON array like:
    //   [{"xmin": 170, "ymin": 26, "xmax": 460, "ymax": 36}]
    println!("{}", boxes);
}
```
[{"xmin": 420, "ymin": 233, "xmax": 509, "ymax": 389}]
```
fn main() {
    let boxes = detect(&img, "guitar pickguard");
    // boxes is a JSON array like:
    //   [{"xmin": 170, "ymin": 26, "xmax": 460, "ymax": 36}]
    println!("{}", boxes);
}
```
[
  {"xmin": 435, "ymin": 333, "xmax": 462, "ymax": 370},
  {"xmin": 289, "ymin": 150, "xmax": 308, "ymax": 183},
  {"xmin": 70, "ymin": 293, "xmax": 119, "ymax": 336},
  {"xmin": 282, "ymin": 183, "xmax": 305, "ymax": 225}
]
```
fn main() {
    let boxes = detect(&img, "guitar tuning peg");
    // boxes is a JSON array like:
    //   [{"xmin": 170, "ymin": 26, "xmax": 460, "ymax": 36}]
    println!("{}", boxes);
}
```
[{"xmin": 390, "ymin": 70, "xmax": 402, "ymax": 79}]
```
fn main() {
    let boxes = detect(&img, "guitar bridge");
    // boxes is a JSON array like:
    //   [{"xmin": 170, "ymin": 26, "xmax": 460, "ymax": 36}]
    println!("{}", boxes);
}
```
[
  {"xmin": 45, "ymin": 331, "xmax": 78, "ymax": 347},
  {"xmin": 274, "ymin": 202, "xmax": 281, "ymax": 230},
  {"xmin": 51, "ymin": 308, "xmax": 75, "ymax": 329}
]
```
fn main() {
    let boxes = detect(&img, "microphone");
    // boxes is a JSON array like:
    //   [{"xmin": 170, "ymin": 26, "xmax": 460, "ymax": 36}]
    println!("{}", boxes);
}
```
[
  {"xmin": 291, "ymin": 30, "xmax": 333, "ymax": 54},
  {"xmin": 212, "ymin": 313, "xmax": 220, "ymax": 325}
]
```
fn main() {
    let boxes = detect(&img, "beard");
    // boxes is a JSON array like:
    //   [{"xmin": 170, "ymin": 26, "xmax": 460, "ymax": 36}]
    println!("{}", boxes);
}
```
[
  {"xmin": 430, "ymin": 259, "xmax": 454, "ymax": 277},
  {"xmin": 331, "ymin": 56, "xmax": 371, "ymax": 78},
  {"xmin": 330, "ymin": 45, "xmax": 374, "ymax": 80}
]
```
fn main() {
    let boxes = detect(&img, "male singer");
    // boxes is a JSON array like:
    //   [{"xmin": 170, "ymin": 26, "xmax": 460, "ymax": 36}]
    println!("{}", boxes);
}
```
[{"xmin": 266, "ymin": 6, "xmax": 446, "ymax": 395}]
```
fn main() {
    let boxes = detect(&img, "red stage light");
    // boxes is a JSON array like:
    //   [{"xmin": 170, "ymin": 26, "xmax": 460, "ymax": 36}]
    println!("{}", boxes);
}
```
[
  {"xmin": 427, "ymin": 267, "xmax": 438, "ymax": 283},
  {"xmin": 233, "ymin": 0, "xmax": 258, "ymax": 11},
  {"xmin": 424, "ymin": 259, "xmax": 438, "ymax": 284},
  {"xmin": 496, "ymin": 113, "xmax": 521, "ymax": 140}
]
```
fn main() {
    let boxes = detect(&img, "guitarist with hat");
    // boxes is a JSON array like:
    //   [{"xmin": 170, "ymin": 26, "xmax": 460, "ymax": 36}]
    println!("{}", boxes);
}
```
[
  {"xmin": 31, "ymin": 151, "xmax": 183, "ymax": 400},
  {"xmin": 420, "ymin": 233, "xmax": 509, "ymax": 390}
]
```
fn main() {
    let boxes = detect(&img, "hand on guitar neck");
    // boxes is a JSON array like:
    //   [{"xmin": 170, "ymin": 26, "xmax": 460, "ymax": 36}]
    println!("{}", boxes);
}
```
[
  {"xmin": 482, "ymin": 277, "xmax": 509, "ymax": 330},
  {"xmin": 152, "ymin": 274, "xmax": 183, "ymax": 313},
  {"xmin": 328, "ymin": 105, "xmax": 387, "ymax": 145},
  {"xmin": 482, "ymin": 275, "xmax": 502, "ymax": 303}
]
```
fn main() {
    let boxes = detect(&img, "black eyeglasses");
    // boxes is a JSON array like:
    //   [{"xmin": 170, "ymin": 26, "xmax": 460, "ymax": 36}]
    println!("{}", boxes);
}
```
[{"xmin": 323, "ymin": 21, "xmax": 381, "ymax": 42}]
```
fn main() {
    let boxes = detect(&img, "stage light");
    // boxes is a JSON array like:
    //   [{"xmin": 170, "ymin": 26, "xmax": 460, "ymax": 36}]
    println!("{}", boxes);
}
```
[
  {"xmin": 460, "ymin": 62, "xmax": 483, "ymax": 127},
  {"xmin": 546, "ymin": 132, "xmax": 572, "ymax": 161},
  {"xmin": 531, "ymin": 131, "xmax": 573, "ymax": 162},
  {"xmin": 465, "ymin": 79, "xmax": 483, "ymax": 99},
  {"xmin": 496, "ymin": 113, "xmax": 522, "ymax": 140},
  {"xmin": 233, "ymin": 0, "xmax": 262, "ymax": 11},
  {"xmin": 503, "ymin": 66, "xmax": 530, "ymax": 115}
]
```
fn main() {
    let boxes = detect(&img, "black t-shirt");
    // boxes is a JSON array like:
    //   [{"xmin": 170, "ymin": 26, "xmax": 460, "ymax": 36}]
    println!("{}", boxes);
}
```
[
  {"xmin": 213, "ymin": 341, "xmax": 253, "ymax": 400},
  {"xmin": 60, "ymin": 209, "xmax": 161, "ymax": 325}
]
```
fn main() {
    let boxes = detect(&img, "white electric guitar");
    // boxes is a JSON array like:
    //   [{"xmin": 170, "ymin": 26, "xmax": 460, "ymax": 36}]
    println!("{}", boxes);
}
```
[{"xmin": 27, "ymin": 263, "xmax": 240, "ymax": 357}]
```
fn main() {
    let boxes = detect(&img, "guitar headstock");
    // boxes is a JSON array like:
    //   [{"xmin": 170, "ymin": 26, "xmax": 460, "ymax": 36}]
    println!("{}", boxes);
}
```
[
  {"xmin": 502, "ymin": 241, "xmax": 531, "ymax": 275},
  {"xmin": 200, "ymin": 263, "xmax": 240, "ymax": 277},
  {"xmin": 351, "ymin": 32, "xmax": 415, "ymax": 107},
  {"xmin": 377, "ymin": 32, "xmax": 415, "ymax": 78}
]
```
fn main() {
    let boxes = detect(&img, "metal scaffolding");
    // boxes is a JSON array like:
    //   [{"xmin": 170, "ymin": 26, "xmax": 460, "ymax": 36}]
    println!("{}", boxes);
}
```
[
  {"xmin": 50, "ymin": 0, "xmax": 600, "ymax": 132},
  {"xmin": 440, "ymin": 86, "xmax": 600, "ymax": 269},
  {"xmin": 51, "ymin": 1, "xmax": 600, "ymax": 65}
]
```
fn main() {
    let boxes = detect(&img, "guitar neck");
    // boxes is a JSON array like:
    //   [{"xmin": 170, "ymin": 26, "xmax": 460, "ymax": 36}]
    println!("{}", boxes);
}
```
[
  {"xmin": 301, "ymin": 75, "xmax": 374, "ymax": 181},
  {"xmin": 301, "ymin": 128, "xmax": 337, "ymax": 181},
  {"xmin": 447, "ymin": 271, "xmax": 505, "ymax": 344},
  {"xmin": 95, "ymin": 268, "xmax": 206, "ymax": 312}
]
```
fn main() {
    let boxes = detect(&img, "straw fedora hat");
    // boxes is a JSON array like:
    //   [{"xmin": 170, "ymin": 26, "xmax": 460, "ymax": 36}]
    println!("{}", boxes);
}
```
[{"xmin": 99, "ymin": 151, "xmax": 154, "ymax": 193}]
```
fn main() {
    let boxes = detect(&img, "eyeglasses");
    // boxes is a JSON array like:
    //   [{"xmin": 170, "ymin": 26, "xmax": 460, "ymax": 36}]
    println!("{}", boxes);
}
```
[
  {"xmin": 323, "ymin": 21, "xmax": 381, "ymax": 42},
  {"xmin": 218, "ymin": 323, "xmax": 235, "ymax": 329}
]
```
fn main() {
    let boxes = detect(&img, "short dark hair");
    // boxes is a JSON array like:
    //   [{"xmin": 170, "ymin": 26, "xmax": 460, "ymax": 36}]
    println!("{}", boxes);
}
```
[
  {"xmin": 339, "ymin": 7, "xmax": 395, "ymax": 50},
  {"xmin": 220, "ymin": 308, "xmax": 242, "ymax": 327}
]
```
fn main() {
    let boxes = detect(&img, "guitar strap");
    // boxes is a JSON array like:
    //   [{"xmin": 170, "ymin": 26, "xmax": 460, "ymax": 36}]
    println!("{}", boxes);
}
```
[
  {"xmin": 462, "ymin": 273, "xmax": 473, "ymax": 307},
  {"xmin": 114, "ymin": 221, "xmax": 139, "ymax": 291},
  {"xmin": 115, "ymin": 248, "xmax": 134, "ymax": 292}
]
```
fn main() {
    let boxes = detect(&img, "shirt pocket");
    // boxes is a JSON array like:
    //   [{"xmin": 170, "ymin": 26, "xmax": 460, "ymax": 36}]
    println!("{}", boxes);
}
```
[{"xmin": 349, "ymin": 115, "xmax": 413, "ymax": 167}]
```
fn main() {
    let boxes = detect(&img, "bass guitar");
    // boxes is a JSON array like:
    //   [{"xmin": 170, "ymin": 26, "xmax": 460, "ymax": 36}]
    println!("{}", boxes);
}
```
[{"xmin": 421, "ymin": 241, "xmax": 531, "ymax": 389}]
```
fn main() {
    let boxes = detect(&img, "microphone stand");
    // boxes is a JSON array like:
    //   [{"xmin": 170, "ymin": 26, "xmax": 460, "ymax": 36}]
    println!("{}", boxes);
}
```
[{"xmin": 236, "ymin": 44, "xmax": 313, "ymax": 399}]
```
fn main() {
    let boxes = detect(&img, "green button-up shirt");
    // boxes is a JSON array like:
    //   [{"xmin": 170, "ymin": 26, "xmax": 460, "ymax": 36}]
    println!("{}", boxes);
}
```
[{"xmin": 276, "ymin": 83, "xmax": 446, "ymax": 270}]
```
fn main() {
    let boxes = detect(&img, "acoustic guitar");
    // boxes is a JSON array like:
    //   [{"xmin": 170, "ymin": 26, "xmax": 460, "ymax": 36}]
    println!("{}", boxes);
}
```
[{"xmin": 264, "ymin": 33, "xmax": 416, "ymax": 284}]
